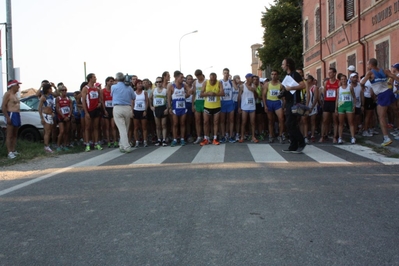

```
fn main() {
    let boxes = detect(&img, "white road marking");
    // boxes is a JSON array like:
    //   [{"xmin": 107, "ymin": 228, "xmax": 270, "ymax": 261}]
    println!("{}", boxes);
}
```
[
  {"xmin": 304, "ymin": 145, "xmax": 352, "ymax": 164},
  {"xmin": 335, "ymin": 144, "xmax": 399, "ymax": 165},
  {"xmin": 0, "ymin": 149, "xmax": 126, "ymax": 197},
  {"xmin": 192, "ymin": 144, "xmax": 225, "ymax": 163},
  {"xmin": 248, "ymin": 144, "xmax": 288, "ymax": 163},
  {"xmin": 131, "ymin": 146, "xmax": 181, "ymax": 165}
]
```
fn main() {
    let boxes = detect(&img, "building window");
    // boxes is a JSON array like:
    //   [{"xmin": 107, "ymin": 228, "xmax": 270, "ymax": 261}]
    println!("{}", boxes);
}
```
[
  {"xmin": 316, "ymin": 68, "xmax": 321, "ymax": 88},
  {"xmin": 328, "ymin": 0, "xmax": 335, "ymax": 33},
  {"xmin": 344, "ymin": 0, "xmax": 355, "ymax": 21},
  {"xmin": 315, "ymin": 8, "xmax": 320, "ymax": 43},
  {"xmin": 330, "ymin": 62, "xmax": 336, "ymax": 70},
  {"xmin": 304, "ymin": 20, "xmax": 309, "ymax": 50},
  {"xmin": 376, "ymin": 40, "xmax": 389, "ymax": 70},
  {"xmin": 347, "ymin": 54, "xmax": 356, "ymax": 70}
]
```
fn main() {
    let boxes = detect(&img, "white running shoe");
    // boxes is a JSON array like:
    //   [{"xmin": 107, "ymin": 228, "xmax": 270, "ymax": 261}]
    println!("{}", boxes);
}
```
[
  {"xmin": 8, "ymin": 152, "xmax": 16, "ymax": 159},
  {"xmin": 338, "ymin": 137, "xmax": 343, "ymax": 144},
  {"xmin": 351, "ymin": 137, "xmax": 356, "ymax": 144}
]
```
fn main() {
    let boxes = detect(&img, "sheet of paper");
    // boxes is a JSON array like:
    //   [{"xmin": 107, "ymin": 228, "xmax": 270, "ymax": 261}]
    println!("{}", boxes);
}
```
[{"xmin": 282, "ymin": 75, "xmax": 299, "ymax": 94}]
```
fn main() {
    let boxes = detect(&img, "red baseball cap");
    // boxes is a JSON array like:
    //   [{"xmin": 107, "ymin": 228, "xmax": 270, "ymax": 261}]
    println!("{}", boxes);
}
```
[{"xmin": 7, "ymin": 80, "xmax": 22, "ymax": 88}]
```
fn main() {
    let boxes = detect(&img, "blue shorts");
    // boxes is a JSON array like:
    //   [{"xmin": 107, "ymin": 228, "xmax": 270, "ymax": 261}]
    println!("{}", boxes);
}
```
[
  {"xmin": 172, "ymin": 108, "xmax": 187, "ymax": 116},
  {"xmin": 266, "ymin": 100, "xmax": 282, "ymax": 112},
  {"xmin": 242, "ymin": 110, "xmax": 255, "ymax": 114},
  {"xmin": 377, "ymin": 89, "xmax": 396, "ymax": 107},
  {"xmin": 221, "ymin": 101, "xmax": 234, "ymax": 113},
  {"xmin": 186, "ymin": 102, "xmax": 193, "ymax": 115},
  {"xmin": 80, "ymin": 110, "xmax": 85, "ymax": 118},
  {"xmin": 5, "ymin": 112, "xmax": 21, "ymax": 127}
]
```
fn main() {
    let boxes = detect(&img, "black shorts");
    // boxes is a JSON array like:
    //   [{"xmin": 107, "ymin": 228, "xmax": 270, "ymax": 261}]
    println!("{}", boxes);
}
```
[
  {"xmin": 323, "ymin": 101, "xmax": 336, "ymax": 113},
  {"xmin": 355, "ymin": 107, "xmax": 361, "ymax": 115},
  {"xmin": 255, "ymin": 103, "xmax": 265, "ymax": 114},
  {"xmin": 154, "ymin": 106, "xmax": 167, "ymax": 118},
  {"xmin": 364, "ymin": 97, "xmax": 376, "ymax": 110},
  {"xmin": 146, "ymin": 107, "xmax": 154, "ymax": 121},
  {"xmin": 204, "ymin": 107, "xmax": 221, "ymax": 115},
  {"xmin": 134, "ymin": 110, "xmax": 147, "ymax": 120},
  {"xmin": 88, "ymin": 108, "xmax": 101, "ymax": 118},
  {"xmin": 104, "ymin": 107, "xmax": 114, "ymax": 119}
]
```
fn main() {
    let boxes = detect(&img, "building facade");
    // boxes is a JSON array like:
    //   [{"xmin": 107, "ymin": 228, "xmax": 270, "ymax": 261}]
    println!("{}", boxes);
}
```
[
  {"xmin": 251, "ymin": 43, "xmax": 265, "ymax": 77},
  {"xmin": 302, "ymin": 0, "xmax": 399, "ymax": 86}
]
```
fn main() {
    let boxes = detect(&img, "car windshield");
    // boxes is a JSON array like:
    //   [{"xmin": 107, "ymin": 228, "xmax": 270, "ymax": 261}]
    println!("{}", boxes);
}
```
[{"xmin": 20, "ymin": 101, "xmax": 33, "ymax": 111}]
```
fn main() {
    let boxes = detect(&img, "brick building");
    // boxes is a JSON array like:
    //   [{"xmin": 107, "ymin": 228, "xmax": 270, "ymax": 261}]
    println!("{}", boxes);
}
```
[{"xmin": 302, "ymin": 0, "xmax": 399, "ymax": 86}]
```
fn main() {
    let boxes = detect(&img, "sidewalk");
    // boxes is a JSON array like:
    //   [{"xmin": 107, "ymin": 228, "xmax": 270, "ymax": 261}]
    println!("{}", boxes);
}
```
[{"xmin": 351, "ymin": 127, "xmax": 399, "ymax": 155}]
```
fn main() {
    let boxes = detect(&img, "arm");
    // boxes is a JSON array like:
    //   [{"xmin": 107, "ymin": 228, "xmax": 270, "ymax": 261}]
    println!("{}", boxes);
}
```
[
  {"xmin": 38, "ymin": 96, "xmax": 45, "ymax": 124},
  {"xmin": 167, "ymin": 83, "xmax": 173, "ymax": 114},
  {"xmin": 217, "ymin": 81, "xmax": 225, "ymax": 97},
  {"xmin": 199, "ymin": 81, "xmax": 207, "ymax": 98},
  {"xmin": 385, "ymin": 69, "xmax": 399, "ymax": 82},
  {"xmin": 360, "ymin": 71, "xmax": 372, "ymax": 86},
  {"xmin": 262, "ymin": 83, "xmax": 268, "ymax": 112},
  {"xmin": 350, "ymin": 86, "xmax": 356, "ymax": 111},
  {"xmin": 1, "ymin": 93, "xmax": 11, "ymax": 124}
]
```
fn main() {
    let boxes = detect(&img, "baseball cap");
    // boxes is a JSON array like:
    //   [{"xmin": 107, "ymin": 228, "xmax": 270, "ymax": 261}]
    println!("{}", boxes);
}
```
[
  {"xmin": 7, "ymin": 80, "xmax": 22, "ymax": 88},
  {"xmin": 259, "ymin": 78, "xmax": 266, "ymax": 83},
  {"xmin": 391, "ymin": 63, "xmax": 399, "ymax": 70},
  {"xmin": 350, "ymin": 73, "xmax": 358, "ymax": 78},
  {"xmin": 245, "ymin": 73, "xmax": 253, "ymax": 78},
  {"xmin": 347, "ymin": 65, "xmax": 356, "ymax": 71}
]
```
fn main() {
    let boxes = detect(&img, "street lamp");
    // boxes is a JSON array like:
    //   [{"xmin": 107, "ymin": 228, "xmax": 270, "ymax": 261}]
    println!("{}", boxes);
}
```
[{"xmin": 179, "ymin": 30, "xmax": 198, "ymax": 71}]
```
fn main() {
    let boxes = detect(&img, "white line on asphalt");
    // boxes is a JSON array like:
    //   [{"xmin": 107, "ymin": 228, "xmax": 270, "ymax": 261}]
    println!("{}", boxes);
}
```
[
  {"xmin": 131, "ymin": 146, "xmax": 181, "ymax": 165},
  {"xmin": 304, "ymin": 145, "xmax": 352, "ymax": 164},
  {"xmin": 335, "ymin": 144, "xmax": 399, "ymax": 165},
  {"xmin": 248, "ymin": 144, "xmax": 288, "ymax": 163},
  {"xmin": 192, "ymin": 144, "xmax": 225, "ymax": 163},
  {"xmin": 0, "ymin": 149, "xmax": 126, "ymax": 197}
]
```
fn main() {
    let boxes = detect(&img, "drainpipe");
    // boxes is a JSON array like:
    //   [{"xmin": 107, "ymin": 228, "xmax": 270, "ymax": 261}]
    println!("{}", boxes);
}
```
[
  {"xmin": 357, "ymin": 0, "xmax": 366, "ymax": 74},
  {"xmin": 319, "ymin": 0, "xmax": 326, "ymax": 79}
]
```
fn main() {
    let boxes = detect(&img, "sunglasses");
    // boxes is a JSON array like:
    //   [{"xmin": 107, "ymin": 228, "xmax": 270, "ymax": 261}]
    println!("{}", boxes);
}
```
[
  {"xmin": 156, "ymin": 81, "xmax": 162, "ymax": 83},
  {"xmin": 60, "ymin": 89, "xmax": 67, "ymax": 91}
]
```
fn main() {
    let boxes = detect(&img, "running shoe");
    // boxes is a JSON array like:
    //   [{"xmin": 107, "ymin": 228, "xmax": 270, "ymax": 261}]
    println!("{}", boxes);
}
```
[
  {"xmin": 194, "ymin": 137, "xmax": 202, "ymax": 144},
  {"xmin": 56, "ymin": 147, "xmax": 63, "ymax": 152},
  {"xmin": 212, "ymin": 139, "xmax": 220, "ymax": 145},
  {"xmin": 108, "ymin": 142, "xmax": 112, "ymax": 148},
  {"xmin": 12, "ymin": 151, "xmax": 19, "ymax": 155},
  {"xmin": 162, "ymin": 141, "xmax": 167, "ymax": 147},
  {"xmin": 278, "ymin": 136, "xmax": 284, "ymax": 144},
  {"xmin": 95, "ymin": 144, "xmax": 103, "ymax": 150},
  {"xmin": 125, "ymin": 147, "xmax": 133, "ymax": 153},
  {"xmin": 200, "ymin": 138, "xmax": 209, "ymax": 146},
  {"xmin": 8, "ymin": 152, "xmax": 16, "ymax": 159},
  {"xmin": 362, "ymin": 130, "xmax": 372, "ymax": 137},
  {"xmin": 229, "ymin": 137, "xmax": 236, "ymax": 143},
  {"xmin": 135, "ymin": 142, "xmax": 139, "ymax": 148},
  {"xmin": 310, "ymin": 136, "xmax": 315, "ymax": 143},
  {"xmin": 155, "ymin": 140, "xmax": 161, "ymax": 146},
  {"xmin": 235, "ymin": 134, "xmax": 240, "ymax": 142},
  {"xmin": 268, "ymin": 137, "xmax": 274, "ymax": 143},
  {"xmin": 238, "ymin": 138, "xmax": 244, "ymax": 143},
  {"xmin": 171, "ymin": 140, "xmax": 177, "ymax": 147},
  {"xmin": 144, "ymin": 141, "xmax": 148, "ymax": 147},
  {"xmin": 381, "ymin": 137, "xmax": 393, "ymax": 146},
  {"xmin": 114, "ymin": 141, "xmax": 118, "ymax": 148},
  {"xmin": 304, "ymin": 137, "xmax": 309, "ymax": 144},
  {"xmin": 45, "ymin": 146, "xmax": 54, "ymax": 153},
  {"xmin": 220, "ymin": 137, "xmax": 226, "ymax": 143},
  {"xmin": 85, "ymin": 145, "xmax": 90, "ymax": 152},
  {"xmin": 338, "ymin": 137, "xmax": 343, "ymax": 144},
  {"xmin": 181, "ymin": 139, "xmax": 186, "ymax": 146},
  {"xmin": 251, "ymin": 138, "xmax": 259, "ymax": 143},
  {"xmin": 295, "ymin": 144, "xmax": 306, "ymax": 153},
  {"xmin": 351, "ymin": 137, "xmax": 356, "ymax": 144}
]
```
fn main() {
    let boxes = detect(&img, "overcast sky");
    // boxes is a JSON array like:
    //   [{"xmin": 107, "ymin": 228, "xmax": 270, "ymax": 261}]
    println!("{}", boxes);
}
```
[{"xmin": 0, "ymin": 0, "xmax": 272, "ymax": 95}]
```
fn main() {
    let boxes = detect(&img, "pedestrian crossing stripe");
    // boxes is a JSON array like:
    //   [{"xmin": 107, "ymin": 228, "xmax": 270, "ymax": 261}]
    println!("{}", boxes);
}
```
[{"xmin": 124, "ymin": 144, "xmax": 397, "ymax": 165}]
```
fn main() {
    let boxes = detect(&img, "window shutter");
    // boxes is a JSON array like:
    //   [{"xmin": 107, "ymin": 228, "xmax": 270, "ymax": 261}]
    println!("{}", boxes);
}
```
[{"xmin": 345, "ymin": 0, "xmax": 355, "ymax": 21}]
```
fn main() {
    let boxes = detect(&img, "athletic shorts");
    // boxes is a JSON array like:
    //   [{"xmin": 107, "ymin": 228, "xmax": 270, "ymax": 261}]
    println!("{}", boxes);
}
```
[
  {"xmin": 337, "ymin": 102, "xmax": 353, "ymax": 114},
  {"xmin": 133, "ymin": 110, "xmax": 147, "ymax": 120},
  {"xmin": 186, "ymin": 102, "xmax": 193, "ymax": 115},
  {"xmin": 266, "ymin": 100, "xmax": 282, "ymax": 112},
  {"xmin": 88, "ymin": 108, "xmax": 101, "ymax": 119},
  {"xmin": 195, "ymin": 100, "xmax": 204, "ymax": 113},
  {"xmin": 80, "ymin": 110, "xmax": 85, "ymax": 118},
  {"xmin": 5, "ymin": 112, "xmax": 21, "ymax": 127},
  {"xmin": 154, "ymin": 106, "xmax": 167, "ymax": 118},
  {"xmin": 255, "ymin": 103, "xmax": 265, "ymax": 114},
  {"xmin": 43, "ymin": 113, "xmax": 54, "ymax": 125},
  {"xmin": 377, "ymin": 89, "xmax": 396, "ymax": 107},
  {"xmin": 104, "ymin": 107, "xmax": 114, "ymax": 119},
  {"xmin": 204, "ymin": 107, "xmax": 221, "ymax": 115},
  {"xmin": 242, "ymin": 109, "xmax": 255, "ymax": 114},
  {"xmin": 172, "ymin": 108, "xmax": 187, "ymax": 116},
  {"xmin": 146, "ymin": 107, "xmax": 154, "ymax": 121},
  {"xmin": 364, "ymin": 97, "xmax": 376, "ymax": 110},
  {"xmin": 221, "ymin": 101, "xmax": 234, "ymax": 113},
  {"xmin": 323, "ymin": 101, "xmax": 336, "ymax": 113}
]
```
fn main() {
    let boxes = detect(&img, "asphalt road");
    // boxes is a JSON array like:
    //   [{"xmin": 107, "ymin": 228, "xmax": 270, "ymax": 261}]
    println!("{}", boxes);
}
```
[{"xmin": 1, "ymin": 143, "xmax": 399, "ymax": 265}]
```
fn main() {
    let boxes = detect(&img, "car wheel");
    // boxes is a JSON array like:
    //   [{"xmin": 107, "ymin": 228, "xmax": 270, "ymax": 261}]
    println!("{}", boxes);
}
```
[{"xmin": 19, "ymin": 127, "xmax": 41, "ymax": 142}]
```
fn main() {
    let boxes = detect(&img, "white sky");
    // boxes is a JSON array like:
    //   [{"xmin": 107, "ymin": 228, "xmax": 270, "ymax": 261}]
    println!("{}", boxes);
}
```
[{"xmin": 0, "ymin": 0, "xmax": 272, "ymax": 94}]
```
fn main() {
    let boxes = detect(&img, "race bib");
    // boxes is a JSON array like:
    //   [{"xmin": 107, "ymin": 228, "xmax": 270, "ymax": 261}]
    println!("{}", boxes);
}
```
[
  {"xmin": 270, "ymin": 90, "xmax": 279, "ymax": 96},
  {"xmin": 89, "ymin": 91, "xmax": 99, "ymax": 99},
  {"xmin": 61, "ymin": 106, "xmax": 70, "ymax": 114},
  {"xmin": 176, "ymin": 100, "xmax": 186, "ymax": 109},
  {"xmin": 207, "ymin": 96, "xmax": 216, "ymax": 102},
  {"xmin": 327, "ymin": 89, "xmax": 336, "ymax": 98},
  {"xmin": 105, "ymin": 100, "xmax": 113, "ymax": 107},
  {"xmin": 196, "ymin": 90, "xmax": 203, "ymax": 100},
  {"xmin": 135, "ymin": 100, "xmax": 145, "ymax": 110},
  {"xmin": 155, "ymin": 98, "xmax": 165, "ymax": 106},
  {"xmin": 222, "ymin": 91, "xmax": 232, "ymax": 101},
  {"xmin": 343, "ymin": 95, "xmax": 351, "ymax": 102},
  {"xmin": 246, "ymin": 98, "xmax": 254, "ymax": 105}
]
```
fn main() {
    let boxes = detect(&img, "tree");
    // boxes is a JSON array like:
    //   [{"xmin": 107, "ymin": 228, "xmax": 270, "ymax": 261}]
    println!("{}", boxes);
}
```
[{"xmin": 258, "ymin": 0, "xmax": 303, "ymax": 75}]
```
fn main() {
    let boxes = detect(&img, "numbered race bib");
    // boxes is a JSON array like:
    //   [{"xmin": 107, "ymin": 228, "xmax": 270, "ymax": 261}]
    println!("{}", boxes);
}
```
[
  {"xmin": 105, "ymin": 100, "xmax": 113, "ymax": 107},
  {"xmin": 61, "ymin": 106, "xmax": 70, "ymax": 114},
  {"xmin": 343, "ymin": 94, "xmax": 351, "ymax": 102},
  {"xmin": 89, "ymin": 91, "xmax": 99, "ymax": 99},
  {"xmin": 155, "ymin": 98, "xmax": 165, "ymax": 107},
  {"xmin": 207, "ymin": 96, "xmax": 216, "ymax": 102},
  {"xmin": 356, "ymin": 97, "xmax": 360, "ymax": 103},
  {"xmin": 270, "ymin": 90, "xmax": 279, "ymax": 96},
  {"xmin": 246, "ymin": 98, "xmax": 254, "ymax": 105},
  {"xmin": 327, "ymin": 89, "xmax": 336, "ymax": 98},
  {"xmin": 222, "ymin": 91, "xmax": 232, "ymax": 101},
  {"xmin": 135, "ymin": 100, "xmax": 145, "ymax": 110},
  {"xmin": 176, "ymin": 100, "xmax": 186, "ymax": 109},
  {"xmin": 196, "ymin": 90, "xmax": 203, "ymax": 100}
]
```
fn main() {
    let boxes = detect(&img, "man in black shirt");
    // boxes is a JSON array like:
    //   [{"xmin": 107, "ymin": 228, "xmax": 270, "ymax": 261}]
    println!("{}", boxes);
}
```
[{"xmin": 281, "ymin": 58, "xmax": 306, "ymax": 153}]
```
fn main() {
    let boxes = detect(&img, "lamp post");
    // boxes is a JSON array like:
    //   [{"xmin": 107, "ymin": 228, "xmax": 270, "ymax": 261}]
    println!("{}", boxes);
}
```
[{"xmin": 179, "ymin": 30, "xmax": 198, "ymax": 71}]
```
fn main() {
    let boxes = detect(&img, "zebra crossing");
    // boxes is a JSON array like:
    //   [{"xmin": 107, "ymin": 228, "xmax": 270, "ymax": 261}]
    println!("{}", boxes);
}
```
[{"xmin": 99, "ymin": 143, "xmax": 399, "ymax": 166}]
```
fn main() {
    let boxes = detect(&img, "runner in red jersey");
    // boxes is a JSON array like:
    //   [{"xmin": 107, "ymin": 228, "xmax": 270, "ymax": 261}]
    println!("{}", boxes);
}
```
[
  {"xmin": 56, "ymin": 85, "xmax": 72, "ymax": 150},
  {"xmin": 81, "ymin": 73, "xmax": 103, "ymax": 151},
  {"xmin": 319, "ymin": 67, "xmax": 339, "ymax": 143},
  {"xmin": 101, "ymin": 76, "xmax": 118, "ymax": 148}
]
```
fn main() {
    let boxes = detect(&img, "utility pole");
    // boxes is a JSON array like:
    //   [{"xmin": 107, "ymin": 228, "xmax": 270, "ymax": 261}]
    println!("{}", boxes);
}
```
[{"xmin": 6, "ymin": 0, "xmax": 14, "ymax": 80}]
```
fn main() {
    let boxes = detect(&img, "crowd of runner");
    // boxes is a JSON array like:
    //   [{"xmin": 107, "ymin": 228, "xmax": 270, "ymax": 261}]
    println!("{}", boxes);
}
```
[{"xmin": 3, "ymin": 58, "xmax": 399, "ymax": 158}]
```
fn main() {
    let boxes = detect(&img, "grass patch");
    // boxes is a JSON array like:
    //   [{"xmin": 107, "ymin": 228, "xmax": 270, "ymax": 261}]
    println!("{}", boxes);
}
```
[{"xmin": 0, "ymin": 140, "xmax": 83, "ymax": 167}]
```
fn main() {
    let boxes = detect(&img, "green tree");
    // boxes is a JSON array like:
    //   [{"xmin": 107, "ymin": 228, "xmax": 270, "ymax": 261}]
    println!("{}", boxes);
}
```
[{"xmin": 258, "ymin": 0, "xmax": 303, "ymax": 74}]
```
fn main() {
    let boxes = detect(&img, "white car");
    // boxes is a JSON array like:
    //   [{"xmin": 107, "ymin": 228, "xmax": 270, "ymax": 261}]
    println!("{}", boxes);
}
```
[{"xmin": 0, "ymin": 101, "xmax": 44, "ymax": 141}]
